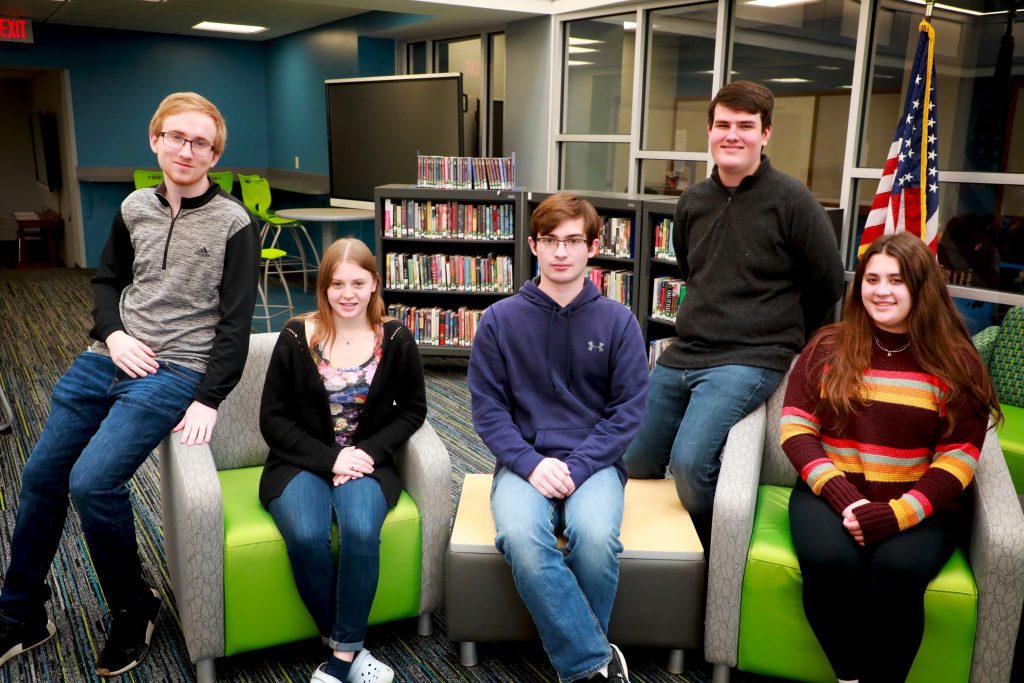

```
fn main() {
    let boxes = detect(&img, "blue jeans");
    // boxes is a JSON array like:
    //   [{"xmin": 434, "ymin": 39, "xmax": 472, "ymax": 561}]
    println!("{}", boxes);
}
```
[
  {"xmin": 0, "ymin": 351, "xmax": 201, "ymax": 625},
  {"xmin": 623, "ymin": 363, "xmax": 782, "ymax": 544},
  {"xmin": 490, "ymin": 466, "xmax": 624, "ymax": 683},
  {"xmin": 267, "ymin": 470, "xmax": 388, "ymax": 651}
]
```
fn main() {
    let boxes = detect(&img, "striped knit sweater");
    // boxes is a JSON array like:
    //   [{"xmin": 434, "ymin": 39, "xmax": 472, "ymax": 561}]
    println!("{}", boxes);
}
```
[{"xmin": 780, "ymin": 327, "xmax": 988, "ymax": 544}]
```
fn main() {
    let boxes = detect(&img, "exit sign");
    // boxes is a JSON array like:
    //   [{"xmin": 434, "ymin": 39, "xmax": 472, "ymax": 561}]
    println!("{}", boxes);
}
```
[{"xmin": 0, "ymin": 17, "xmax": 32, "ymax": 43}]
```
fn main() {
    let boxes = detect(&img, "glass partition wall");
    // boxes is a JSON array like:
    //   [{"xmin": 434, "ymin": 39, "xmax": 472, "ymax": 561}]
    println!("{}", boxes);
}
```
[{"xmin": 553, "ymin": 0, "xmax": 1024, "ymax": 316}]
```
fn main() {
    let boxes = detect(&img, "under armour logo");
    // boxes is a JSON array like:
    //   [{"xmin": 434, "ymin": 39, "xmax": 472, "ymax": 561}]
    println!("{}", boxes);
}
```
[
  {"xmin": 587, "ymin": 341, "xmax": 605, "ymax": 352},
  {"xmin": 195, "ymin": 247, "xmax": 210, "ymax": 257}
]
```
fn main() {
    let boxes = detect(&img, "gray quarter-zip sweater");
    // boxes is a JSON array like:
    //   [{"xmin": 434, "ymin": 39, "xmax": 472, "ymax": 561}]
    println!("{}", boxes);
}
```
[{"xmin": 89, "ymin": 181, "xmax": 260, "ymax": 408}]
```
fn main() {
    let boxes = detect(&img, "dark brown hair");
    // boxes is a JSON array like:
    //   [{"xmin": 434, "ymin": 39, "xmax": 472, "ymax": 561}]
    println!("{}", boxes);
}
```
[
  {"xmin": 707, "ymin": 81, "xmax": 774, "ymax": 131},
  {"xmin": 805, "ymin": 232, "xmax": 1001, "ymax": 433},
  {"xmin": 530, "ymin": 192, "xmax": 600, "ymax": 242}
]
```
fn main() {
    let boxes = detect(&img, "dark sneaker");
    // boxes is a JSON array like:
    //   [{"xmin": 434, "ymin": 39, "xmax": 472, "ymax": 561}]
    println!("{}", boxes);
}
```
[
  {"xmin": 605, "ymin": 643, "xmax": 629, "ymax": 682},
  {"xmin": 0, "ymin": 617, "xmax": 57, "ymax": 666},
  {"xmin": 94, "ymin": 588, "xmax": 161, "ymax": 677}
]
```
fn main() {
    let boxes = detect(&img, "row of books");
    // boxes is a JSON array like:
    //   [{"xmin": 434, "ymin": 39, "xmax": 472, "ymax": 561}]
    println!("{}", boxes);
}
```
[
  {"xmin": 648, "ymin": 338, "xmax": 673, "ymax": 370},
  {"xmin": 587, "ymin": 266, "xmax": 633, "ymax": 308},
  {"xmin": 652, "ymin": 217, "xmax": 676, "ymax": 260},
  {"xmin": 382, "ymin": 199, "xmax": 515, "ymax": 240},
  {"xmin": 598, "ymin": 216, "xmax": 634, "ymax": 259},
  {"xmin": 385, "ymin": 253, "xmax": 515, "ymax": 293},
  {"xmin": 651, "ymin": 276, "xmax": 686, "ymax": 321},
  {"xmin": 416, "ymin": 155, "xmax": 516, "ymax": 190},
  {"xmin": 386, "ymin": 304, "xmax": 484, "ymax": 347}
]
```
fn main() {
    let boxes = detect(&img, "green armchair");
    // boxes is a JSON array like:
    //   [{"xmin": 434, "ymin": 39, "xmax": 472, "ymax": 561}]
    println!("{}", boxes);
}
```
[
  {"xmin": 158, "ymin": 333, "xmax": 451, "ymax": 683},
  {"xmin": 705, "ymin": 362, "xmax": 1024, "ymax": 683},
  {"xmin": 973, "ymin": 305, "xmax": 1024, "ymax": 493}
]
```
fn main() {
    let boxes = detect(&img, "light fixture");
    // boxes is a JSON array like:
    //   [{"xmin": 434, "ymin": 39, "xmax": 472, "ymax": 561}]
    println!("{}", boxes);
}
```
[
  {"xmin": 746, "ymin": 0, "xmax": 816, "ymax": 7},
  {"xmin": 568, "ymin": 60, "xmax": 593, "ymax": 66},
  {"xmin": 569, "ymin": 46, "xmax": 597, "ymax": 54},
  {"xmin": 569, "ymin": 37, "xmax": 602, "ymax": 45},
  {"xmin": 192, "ymin": 21, "xmax": 267, "ymax": 35},
  {"xmin": 814, "ymin": 65, "xmax": 841, "ymax": 71},
  {"xmin": 767, "ymin": 77, "xmax": 811, "ymax": 83},
  {"xmin": 904, "ymin": 0, "xmax": 1011, "ymax": 16},
  {"xmin": 623, "ymin": 21, "xmax": 637, "ymax": 30}
]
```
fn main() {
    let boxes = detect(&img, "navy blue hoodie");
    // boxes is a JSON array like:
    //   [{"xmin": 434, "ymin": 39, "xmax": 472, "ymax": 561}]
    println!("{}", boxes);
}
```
[{"xmin": 468, "ymin": 278, "xmax": 648, "ymax": 488}]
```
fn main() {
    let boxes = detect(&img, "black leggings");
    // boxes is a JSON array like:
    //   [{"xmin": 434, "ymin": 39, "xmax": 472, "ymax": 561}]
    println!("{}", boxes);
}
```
[{"xmin": 789, "ymin": 484, "xmax": 963, "ymax": 683}]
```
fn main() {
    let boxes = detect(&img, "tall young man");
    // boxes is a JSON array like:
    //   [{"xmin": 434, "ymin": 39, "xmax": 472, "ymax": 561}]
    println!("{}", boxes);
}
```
[
  {"xmin": 468, "ymin": 193, "xmax": 648, "ymax": 683},
  {"xmin": 0, "ymin": 92, "xmax": 259, "ymax": 677},
  {"xmin": 624, "ymin": 81, "xmax": 845, "ymax": 549}
]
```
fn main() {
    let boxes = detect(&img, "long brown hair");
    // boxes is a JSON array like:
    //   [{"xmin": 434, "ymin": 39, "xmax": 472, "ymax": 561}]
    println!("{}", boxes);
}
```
[
  {"xmin": 806, "ymin": 232, "xmax": 1001, "ymax": 433},
  {"xmin": 300, "ymin": 238, "xmax": 388, "ymax": 358}
]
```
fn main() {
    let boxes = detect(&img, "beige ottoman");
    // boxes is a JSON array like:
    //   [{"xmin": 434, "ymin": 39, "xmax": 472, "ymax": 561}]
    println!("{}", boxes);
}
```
[{"xmin": 445, "ymin": 474, "xmax": 705, "ymax": 673}]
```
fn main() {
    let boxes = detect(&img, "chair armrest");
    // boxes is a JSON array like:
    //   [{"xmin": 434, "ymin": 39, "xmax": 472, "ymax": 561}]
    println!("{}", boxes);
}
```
[
  {"xmin": 972, "ymin": 325, "xmax": 1000, "ymax": 371},
  {"xmin": 968, "ymin": 426, "xmax": 1024, "ymax": 683},
  {"xmin": 395, "ymin": 419, "xmax": 452, "ymax": 615},
  {"xmin": 705, "ymin": 403, "xmax": 768, "ymax": 668},
  {"xmin": 158, "ymin": 435, "xmax": 225, "ymax": 663}
]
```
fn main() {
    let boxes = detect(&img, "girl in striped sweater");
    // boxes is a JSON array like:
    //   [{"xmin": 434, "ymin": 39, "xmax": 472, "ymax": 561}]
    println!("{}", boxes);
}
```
[{"xmin": 781, "ymin": 232, "xmax": 1001, "ymax": 683}]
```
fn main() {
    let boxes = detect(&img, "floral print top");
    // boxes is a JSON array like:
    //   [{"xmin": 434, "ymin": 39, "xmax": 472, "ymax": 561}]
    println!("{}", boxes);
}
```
[{"xmin": 314, "ymin": 329, "xmax": 382, "ymax": 447}]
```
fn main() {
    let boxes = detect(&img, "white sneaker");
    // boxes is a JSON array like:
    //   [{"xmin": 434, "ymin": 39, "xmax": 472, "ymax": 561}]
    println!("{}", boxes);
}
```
[
  {"xmin": 349, "ymin": 649, "xmax": 395, "ymax": 683},
  {"xmin": 311, "ymin": 663, "xmax": 345, "ymax": 683}
]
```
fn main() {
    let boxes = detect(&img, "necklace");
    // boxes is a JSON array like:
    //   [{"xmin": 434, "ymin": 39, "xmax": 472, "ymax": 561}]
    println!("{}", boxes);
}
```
[
  {"xmin": 338, "ymin": 328, "xmax": 369, "ymax": 346},
  {"xmin": 873, "ymin": 335, "xmax": 910, "ymax": 356}
]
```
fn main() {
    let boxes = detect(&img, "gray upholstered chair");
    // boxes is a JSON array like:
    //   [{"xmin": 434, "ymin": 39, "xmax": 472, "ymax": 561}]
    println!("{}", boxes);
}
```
[
  {"xmin": 706, "ymin": 364, "xmax": 1024, "ymax": 683},
  {"xmin": 158, "ymin": 333, "xmax": 451, "ymax": 683}
]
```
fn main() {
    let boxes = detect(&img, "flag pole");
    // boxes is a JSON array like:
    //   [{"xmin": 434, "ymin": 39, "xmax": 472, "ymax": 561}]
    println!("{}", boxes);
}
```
[{"xmin": 925, "ymin": 0, "xmax": 935, "ymax": 19}]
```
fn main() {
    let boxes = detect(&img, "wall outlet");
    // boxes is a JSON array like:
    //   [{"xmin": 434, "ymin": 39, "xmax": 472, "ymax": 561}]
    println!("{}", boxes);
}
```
[{"xmin": 294, "ymin": 156, "xmax": 300, "ymax": 170}]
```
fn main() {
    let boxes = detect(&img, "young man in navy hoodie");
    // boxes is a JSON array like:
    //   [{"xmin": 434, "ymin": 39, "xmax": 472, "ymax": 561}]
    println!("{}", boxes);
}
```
[{"xmin": 468, "ymin": 192, "xmax": 648, "ymax": 683}]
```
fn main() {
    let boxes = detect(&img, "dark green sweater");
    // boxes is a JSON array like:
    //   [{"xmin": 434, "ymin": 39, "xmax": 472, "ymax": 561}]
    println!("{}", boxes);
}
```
[{"xmin": 658, "ymin": 157, "xmax": 845, "ymax": 373}]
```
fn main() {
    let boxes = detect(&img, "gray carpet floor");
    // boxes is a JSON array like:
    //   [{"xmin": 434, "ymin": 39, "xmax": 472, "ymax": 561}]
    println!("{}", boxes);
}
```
[{"xmin": 0, "ymin": 268, "xmax": 713, "ymax": 683}]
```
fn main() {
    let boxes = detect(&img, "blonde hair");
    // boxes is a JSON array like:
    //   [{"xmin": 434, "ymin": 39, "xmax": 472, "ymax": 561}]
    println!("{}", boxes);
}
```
[
  {"xmin": 149, "ymin": 92, "xmax": 227, "ymax": 153},
  {"xmin": 302, "ymin": 238, "xmax": 389, "ymax": 358}
]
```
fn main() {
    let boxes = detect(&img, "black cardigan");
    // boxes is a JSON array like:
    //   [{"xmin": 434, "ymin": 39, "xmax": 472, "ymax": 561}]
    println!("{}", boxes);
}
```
[{"xmin": 258, "ymin": 318, "xmax": 427, "ymax": 508}]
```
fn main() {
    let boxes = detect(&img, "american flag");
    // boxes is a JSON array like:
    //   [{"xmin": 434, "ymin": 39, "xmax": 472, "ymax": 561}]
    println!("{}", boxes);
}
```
[{"xmin": 858, "ymin": 19, "xmax": 939, "ymax": 257}]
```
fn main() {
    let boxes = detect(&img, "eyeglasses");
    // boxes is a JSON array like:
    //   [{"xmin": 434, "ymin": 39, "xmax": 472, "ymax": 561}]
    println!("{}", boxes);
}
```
[
  {"xmin": 535, "ymin": 236, "xmax": 590, "ymax": 251},
  {"xmin": 158, "ymin": 131, "xmax": 216, "ymax": 158}
]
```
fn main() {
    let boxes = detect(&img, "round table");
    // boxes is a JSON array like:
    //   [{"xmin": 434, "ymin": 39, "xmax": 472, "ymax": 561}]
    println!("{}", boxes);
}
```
[{"xmin": 273, "ymin": 207, "xmax": 375, "ymax": 252}]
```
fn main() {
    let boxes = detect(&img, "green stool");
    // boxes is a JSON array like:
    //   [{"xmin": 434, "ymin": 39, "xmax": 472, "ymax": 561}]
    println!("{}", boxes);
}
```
[
  {"xmin": 738, "ymin": 485, "xmax": 977, "ymax": 683},
  {"xmin": 997, "ymin": 404, "xmax": 1024, "ymax": 492},
  {"xmin": 219, "ymin": 467, "xmax": 422, "ymax": 656}
]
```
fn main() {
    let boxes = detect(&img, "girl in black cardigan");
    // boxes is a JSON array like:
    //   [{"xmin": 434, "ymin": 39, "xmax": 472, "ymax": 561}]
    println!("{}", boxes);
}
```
[{"xmin": 259, "ymin": 238, "xmax": 425, "ymax": 683}]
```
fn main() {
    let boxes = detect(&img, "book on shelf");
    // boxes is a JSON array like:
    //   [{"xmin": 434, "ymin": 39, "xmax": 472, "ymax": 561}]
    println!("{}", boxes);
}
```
[
  {"xmin": 651, "ymin": 276, "xmax": 686, "ymax": 321},
  {"xmin": 382, "ymin": 198, "xmax": 515, "ymax": 240},
  {"xmin": 386, "ymin": 252, "xmax": 515, "ymax": 293},
  {"xmin": 597, "ymin": 216, "xmax": 634, "ymax": 258},
  {"xmin": 653, "ymin": 217, "xmax": 675, "ymax": 260},
  {"xmin": 648, "ymin": 337, "xmax": 673, "ymax": 370},
  {"xmin": 586, "ymin": 266, "xmax": 633, "ymax": 308},
  {"xmin": 386, "ymin": 304, "xmax": 484, "ymax": 347},
  {"xmin": 416, "ymin": 154, "xmax": 516, "ymax": 190}
]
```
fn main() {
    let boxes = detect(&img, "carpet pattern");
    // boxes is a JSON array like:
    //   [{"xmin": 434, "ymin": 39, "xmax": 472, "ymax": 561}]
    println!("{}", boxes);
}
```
[{"xmin": 0, "ymin": 269, "xmax": 710, "ymax": 683}]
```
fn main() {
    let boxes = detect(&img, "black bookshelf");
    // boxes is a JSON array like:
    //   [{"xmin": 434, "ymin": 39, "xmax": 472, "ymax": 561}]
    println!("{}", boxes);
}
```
[
  {"xmin": 524, "ymin": 190, "xmax": 644, "ymax": 318},
  {"xmin": 374, "ymin": 184, "xmax": 527, "ymax": 357},
  {"xmin": 637, "ymin": 197, "xmax": 683, "ymax": 347}
]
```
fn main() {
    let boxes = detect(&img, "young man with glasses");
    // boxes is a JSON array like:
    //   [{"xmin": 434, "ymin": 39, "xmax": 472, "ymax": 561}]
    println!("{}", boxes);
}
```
[
  {"xmin": 468, "ymin": 193, "xmax": 648, "ymax": 682},
  {"xmin": 0, "ymin": 92, "xmax": 259, "ymax": 677},
  {"xmin": 623, "ymin": 81, "xmax": 845, "ymax": 552}
]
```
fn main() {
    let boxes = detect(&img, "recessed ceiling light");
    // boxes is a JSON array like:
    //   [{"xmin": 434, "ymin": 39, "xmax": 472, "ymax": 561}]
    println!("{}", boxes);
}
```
[
  {"xmin": 767, "ymin": 77, "xmax": 811, "ymax": 83},
  {"xmin": 569, "ymin": 37, "xmax": 602, "ymax": 46},
  {"xmin": 192, "ymin": 21, "xmax": 267, "ymax": 35},
  {"xmin": 568, "ymin": 60, "xmax": 593, "ymax": 66},
  {"xmin": 623, "ymin": 21, "xmax": 637, "ymax": 30},
  {"xmin": 746, "ymin": 0, "xmax": 816, "ymax": 7},
  {"xmin": 569, "ymin": 46, "xmax": 597, "ymax": 53},
  {"xmin": 815, "ymin": 65, "xmax": 841, "ymax": 71},
  {"xmin": 839, "ymin": 84, "xmax": 853, "ymax": 89}
]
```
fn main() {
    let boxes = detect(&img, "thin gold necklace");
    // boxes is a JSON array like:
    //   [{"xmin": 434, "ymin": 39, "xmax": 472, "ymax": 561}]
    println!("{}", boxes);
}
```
[{"xmin": 873, "ymin": 335, "xmax": 910, "ymax": 356}]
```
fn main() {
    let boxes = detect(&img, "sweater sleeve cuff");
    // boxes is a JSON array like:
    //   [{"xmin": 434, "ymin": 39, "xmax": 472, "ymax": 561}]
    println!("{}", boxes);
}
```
[
  {"xmin": 853, "ymin": 501, "xmax": 901, "ymax": 544},
  {"xmin": 507, "ymin": 453, "xmax": 545, "ymax": 482},
  {"xmin": 818, "ymin": 476, "xmax": 866, "ymax": 516}
]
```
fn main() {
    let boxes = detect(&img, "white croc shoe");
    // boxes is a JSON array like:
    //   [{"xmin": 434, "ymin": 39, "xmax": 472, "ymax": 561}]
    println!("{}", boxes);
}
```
[{"xmin": 349, "ymin": 649, "xmax": 394, "ymax": 683}]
